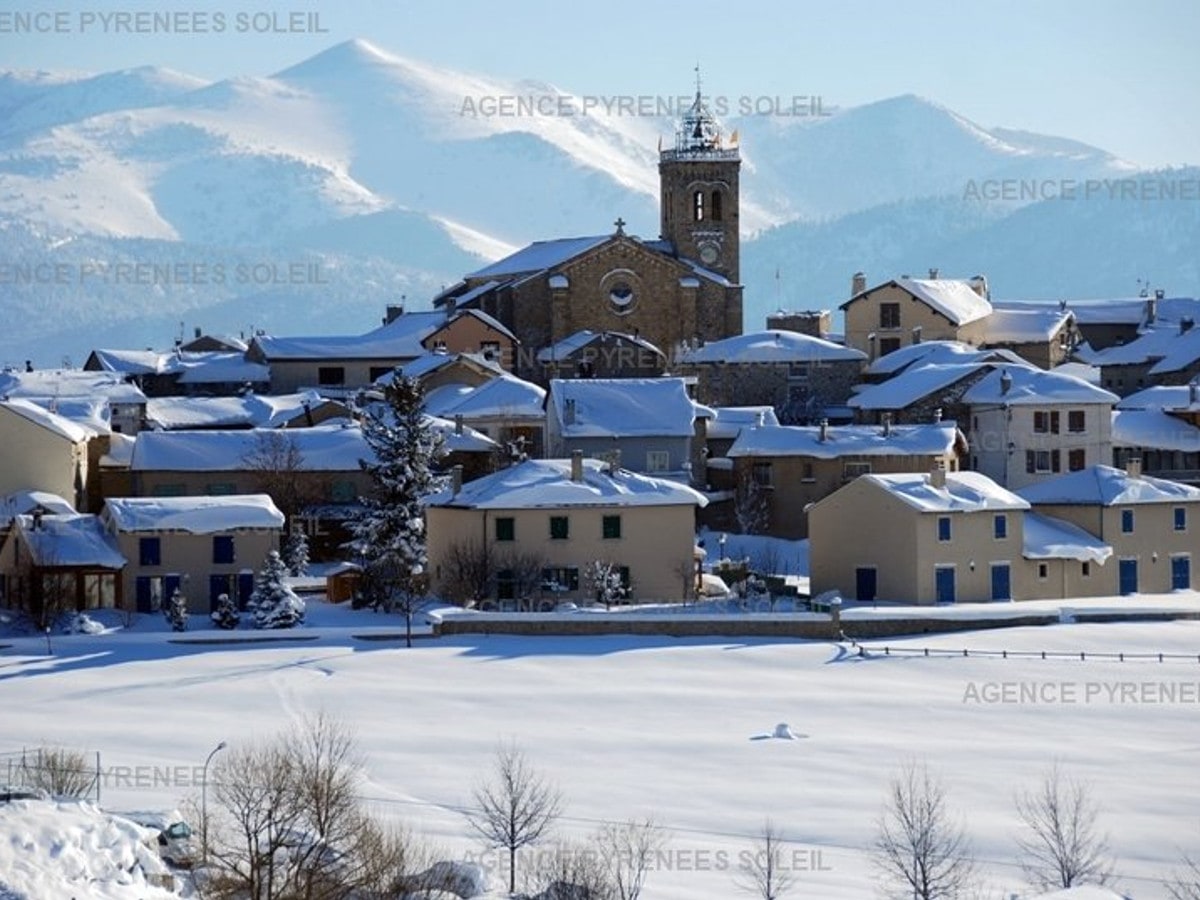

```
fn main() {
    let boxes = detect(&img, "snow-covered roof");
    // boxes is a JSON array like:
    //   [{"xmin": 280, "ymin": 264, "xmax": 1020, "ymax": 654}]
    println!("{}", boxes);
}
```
[
  {"xmin": 706, "ymin": 407, "xmax": 781, "ymax": 441},
  {"xmin": 431, "ymin": 373, "xmax": 546, "ymax": 421},
  {"xmin": 0, "ymin": 368, "xmax": 147, "ymax": 404},
  {"xmin": 16, "ymin": 513, "xmax": 126, "ymax": 568},
  {"xmin": 100, "ymin": 432, "xmax": 136, "ymax": 468},
  {"xmin": 23, "ymin": 396, "xmax": 112, "ymax": 434},
  {"xmin": 395, "ymin": 350, "xmax": 502, "ymax": 383},
  {"xmin": 549, "ymin": 378, "xmax": 695, "ymax": 438},
  {"xmin": 426, "ymin": 457, "xmax": 708, "ymax": 509},
  {"xmin": 1018, "ymin": 464, "xmax": 1200, "ymax": 506},
  {"xmin": 174, "ymin": 353, "xmax": 270, "ymax": 384},
  {"xmin": 0, "ymin": 397, "xmax": 96, "ymax": 443},
  {"xmin": 536, "ymin": 330, "xmax": 666, "ymax": 364},
  {"xmin": 849, "ymin": 363, "xmax": 991, "ymax": 411},
  {"xmin": 849, "ymin": 277, "xmax": 992, "ymax": 326},
  {"xmin": 727, "ymin": 422, "xmax": 962, "ymax": 459},
  {"xmin": 0, "ymin": 490, "xmax": 76, "ymax": 523},
  {"xmin": 427, "ymin": 415, "xmax": 499, "ymax": 453},
  {"xmin": 865, "ymin": 470, "xmax": 1029, "ymax": 513},
  {"xmin": 982, "ymin": 305, "xmax": 1073, "ymax": 343},
  {"xmin": 1117, "ymin": 384, "xmax": 1200, "ymax": 411},
  {"xmin": 1085, "ymin": 322, "xmax": 1199, "ymax": 368},
  {"xmin": 866, "ymin": 341, "xmax": 991, "ymax": 376},
  {"xmin": 677, "ymin": 330, "xmax": 865, "ymax": 365},
  {"xmin": 103, "ymin": 494, "xmax": 285, "ymax": 534},
  {"xmin": 466, "ymin": 235, "xmax": 610, "ymax": 279},
  {"xmin": 1148, "ymin": 327, "xmax": 1200, "ymax": 375},
  {"xmin": 1023, "ymin": 511, "xmax": 1113, "ymax": 563},
  {"xmin": 130, "ymin": 424, "xmax": 372, "ymax": 471},
  {"xmin": 963, "ymin": 365, "xmax": 1118, "ymax": 406},
  {"xmin": 1111, "ymin": 409, "xmax": 1200, "ymax": 452},
  {"xmin": 1050, "ymin": 361, "xmax": 1101, "ymax": 385},
  {"xmin": 251, "ymin": 311, "xmax": 446, "ymax": 361},
  {"xmin": 144, "ymin": 391, "xmax": 339, "ymax": 430}
]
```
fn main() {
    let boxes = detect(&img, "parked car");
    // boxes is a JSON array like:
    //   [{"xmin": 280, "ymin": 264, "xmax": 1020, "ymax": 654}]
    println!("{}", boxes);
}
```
[{"xmin": 119, "ymin": 810, "xmax": 198, "ymax": 869}]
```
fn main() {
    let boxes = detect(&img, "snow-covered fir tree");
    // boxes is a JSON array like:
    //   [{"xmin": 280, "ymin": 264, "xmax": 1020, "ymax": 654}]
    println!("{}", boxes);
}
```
[
  {"xmin": 284, "ymin": 528, "xmax": 310, "ymax": 577},
  {"xmin": 210, "ymin": 593, "xmax": 240, "ymax": 630},
  {"xmin": 252, "ymin": 550, "xmax": 305, "ymax": 629},
  {"xmin": 350, "ymin": 371, "xmax": 442, "ymax": 645},
  {"xmin": 163, "ymin": 589, "xmax": 189, "ymax": 632}
]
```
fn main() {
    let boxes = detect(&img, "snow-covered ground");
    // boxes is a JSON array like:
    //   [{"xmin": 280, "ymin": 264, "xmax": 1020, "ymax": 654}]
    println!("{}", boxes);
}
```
[{"xmin": 1, "ymin": 592, "xmax": 1197, "ymax": 899}]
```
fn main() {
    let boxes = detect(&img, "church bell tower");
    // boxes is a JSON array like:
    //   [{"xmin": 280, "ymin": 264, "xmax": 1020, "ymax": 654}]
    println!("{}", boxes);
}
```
[{"xmin": 659, "ymin": 73, "xmax": 741, "ymax": 284}]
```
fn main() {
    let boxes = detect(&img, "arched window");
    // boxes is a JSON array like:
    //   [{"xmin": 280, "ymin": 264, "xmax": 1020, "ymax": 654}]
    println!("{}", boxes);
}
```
[
  {"xmin": 711, "ymin": 190, "xmax": 722, "ymax": 221},
  {"xmin": 693, "ymin": 190, "xmax": 704, "ymax": 221}
]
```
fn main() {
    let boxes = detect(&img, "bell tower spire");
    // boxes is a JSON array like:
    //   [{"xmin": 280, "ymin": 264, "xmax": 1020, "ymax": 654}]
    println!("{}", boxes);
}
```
[{"xmin": 659, "ymin": 70, "xmax": 740, "ymax": 283}]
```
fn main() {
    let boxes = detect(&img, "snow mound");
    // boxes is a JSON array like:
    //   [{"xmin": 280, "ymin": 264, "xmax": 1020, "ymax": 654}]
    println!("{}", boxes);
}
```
[
  {"xmin": 0, "ymin": 799, "xmax": 177, "ymax": 899},
  {"xmin": 406, "ymin": 860, "xmax": 491, "ymax": 898},
  {"xmin": 772, "ymin": 722, "xmax": 797, "ymax": 740}
]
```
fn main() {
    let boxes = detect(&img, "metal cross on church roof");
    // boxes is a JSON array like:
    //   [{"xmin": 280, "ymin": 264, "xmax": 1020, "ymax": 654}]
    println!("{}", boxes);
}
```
[{"xmin": 614, "ymin": 217, "xmax": 626, "ymax": 235}]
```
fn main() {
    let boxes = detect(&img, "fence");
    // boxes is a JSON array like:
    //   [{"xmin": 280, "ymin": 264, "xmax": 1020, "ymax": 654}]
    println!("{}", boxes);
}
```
[{"xmin": 0, "ymin": 747, "xmax": 102, "ymax": 803}]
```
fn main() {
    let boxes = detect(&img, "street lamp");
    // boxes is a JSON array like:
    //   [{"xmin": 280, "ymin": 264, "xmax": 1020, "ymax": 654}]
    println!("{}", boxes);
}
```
[{"xmin": 201, "ymin": 740, "xmax": 227, "ymax": 862}]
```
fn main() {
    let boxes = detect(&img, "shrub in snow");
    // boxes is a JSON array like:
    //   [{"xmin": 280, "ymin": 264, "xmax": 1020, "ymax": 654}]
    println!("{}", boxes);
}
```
[
  {"xmin": 583, "ymin": 560, "xmax": 628, "ymax": 609},
  {"xmin": 163, "ymin": 589, "xmax": 189, "ymax": 632},
  {"xmin": 210, "ymin": 593, "xmax": 241, "ymax": 630},
  {"xmin": 252, "ymin": 550, "xmax": 306, "ymax": 629},
  {"xmin": 61, "ymin": 612, "xmax": 104, "ymax": 635},
  {"xmin": 284, "ymin": 528, "xmax": 310, "ymax": 577}
]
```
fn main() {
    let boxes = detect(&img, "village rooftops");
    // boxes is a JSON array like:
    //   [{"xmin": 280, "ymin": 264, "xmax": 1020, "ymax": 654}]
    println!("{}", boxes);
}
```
[
  {"xmin": 677, "ymin": 330, "xmax": 865, "ymax": 364},
  {"xmin": 549, "ymin": 378, "xmax": 696, "ymax": 438},
  {"xmin": 426, "ymin": 457, "xmax": 708, "ymax": 510},
  {"xmin": 13, "ymin": 513, "xmax": 125, "ymax": 568},
  {"xmin": 1022, "ymin": 511, "xmax": 1113, "ymax": 564},
  {"xmin": 843, "ymin": 277, "xmax": 992, "ymax": 326},
  {"xmin": 864, "ymin": 470, "xmax": 1029, "ymax": 513},
  {"xmin": 1017, "ymin": 464, "xmax": 1200, "ymax": 506},
  {"xmin": 726, "ymin": 421, "xmax": 963, "ymax": 459},
  {"xmin": 102, "ymin": 494, "xmax": 285, "ymax": 534},
  {"xmin": 962, "ymin": 365, "xmax": 1119, "ymax": 406}
]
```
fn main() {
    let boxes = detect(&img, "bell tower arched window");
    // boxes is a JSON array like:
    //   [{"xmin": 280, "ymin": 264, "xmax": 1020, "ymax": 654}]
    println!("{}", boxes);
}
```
[
  {"xmin": 692, "ymin": 190, "xmax": 705, "ymax": 221},
  {"xmin": 710, "ymin": 189, "xmax": 722, "ymax": 221}
]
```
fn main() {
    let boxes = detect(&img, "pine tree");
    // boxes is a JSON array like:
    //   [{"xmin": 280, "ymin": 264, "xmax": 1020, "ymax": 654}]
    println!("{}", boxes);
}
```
[
  {"xmin": 284, "ymin": 528, "xmax": 310, "ymax": 577},
  {"xmin": 252, "ymin": 550, "xmax": 305, "ymax": 629},
  {"xmin": 164, "ymin": 588, "xmax": 189, "ymax": 632},
  {"xmin": 210, "ymin": 593, "xmax": 241, "ymax": 630},
  {"xmin": 350, "ymin": 372, "xmax": 442, "ymax": 646}
]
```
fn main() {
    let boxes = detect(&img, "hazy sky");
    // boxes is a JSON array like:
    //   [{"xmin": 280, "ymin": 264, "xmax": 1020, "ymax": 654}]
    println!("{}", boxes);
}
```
[{"xmin": 2, "ymin": 0, "xmax": 1197, "ymax": 168}]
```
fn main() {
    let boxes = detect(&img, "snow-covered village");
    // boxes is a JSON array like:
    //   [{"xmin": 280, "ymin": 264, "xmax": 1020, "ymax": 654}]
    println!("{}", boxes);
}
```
[{"xmin": 1, "ymin": 3, "xmax": 1200, "ymax": 899}]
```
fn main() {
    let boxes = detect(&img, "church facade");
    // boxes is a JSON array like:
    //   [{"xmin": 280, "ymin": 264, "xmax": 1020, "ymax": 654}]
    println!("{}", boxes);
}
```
[{"xmin": 432, "ymin": 88, "xmax": 744, "ymax": 380}]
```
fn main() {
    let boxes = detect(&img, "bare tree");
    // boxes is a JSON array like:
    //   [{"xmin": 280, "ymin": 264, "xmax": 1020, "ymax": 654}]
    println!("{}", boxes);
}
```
[
  {"xmin": 359, "ymin": 550, "xmax": 428, "ymax": 647},
  {"xmin": 1015, "ymin": 763, "xmax": 1113, "ymax": 890},
  {"xmin": 20, "ymin": 745, "xmax": 94, "ymax": 798},
  {"xmin": 441, "ymin": 540, "xmax": 494, "ymax": 607},
  {"xmin": 497, "ymin": 550, "xmax": 548, "ymax": 612},
  {"xmin": 734, "ymin": 469, "xmax": 770, "ymax": 535},
  {"xmin": 735, "ymin": 819, "xmax": 796, "ymax": 900},
  {"xmin": 873, "ymin": 761, "xmax": 976, "ymax": 900},
  {"xmin": 596, "ymin": 817, "xmax": 667, "ymax": 900},
  {"xmin": 242, "ymin": 430, "xmax": 322, "ymax": 526},
  {"xmin": 523, "ymin": 840, "xmax": 614, "ymax": 900},
  {"xmin": 466, "ymin": 741, "xmax": 563, "ymax": 895},
  {"xmin": 1167, "ymin": 842, "xmax": 1200, "ymax": 900}
]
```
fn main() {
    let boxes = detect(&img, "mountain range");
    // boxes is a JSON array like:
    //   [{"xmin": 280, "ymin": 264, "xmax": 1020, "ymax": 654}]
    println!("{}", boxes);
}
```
[{"xmin": 0, "ymin": 38, "xmax": 1196, "ymax": 366}]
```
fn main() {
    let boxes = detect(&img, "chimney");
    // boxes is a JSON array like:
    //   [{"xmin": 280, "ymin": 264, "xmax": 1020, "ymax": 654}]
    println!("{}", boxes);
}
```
[
  {"xmin": 819, "ymin": 418, "xmax": 829, "ymax": 442},
  {"xmin": 607, "ymin": 449, "xmax": 621, "ymax": 475},
  {"xmin": 570, "ymin": 449, "xmax": 584, "ymax": 482},
  {"xmin": 882, "ymin": 412, "xmax": 892, "ymax": 437},
  {"xmin": 930, "ymin": 460, "xmax": 947, "ymax": 489},
  {"xmin": 968, "ymin": 275, "xmax": 989, "ymax": 299},
  {"xmin": 851, "ymin": 271, "xmax": 867, "ymax": 297},
  {"xmin": 445, "ymin": 296, "xmax": 457, "ymax": 316},
  {"xmin": 1190, "ymin": 380, "xmax": 1199, "ymax": 406},
  {"xmin": 450, "ymin": 464, "xmax": 463, "ymax": 496},
  {"xmin": 928, "ymin": 267, "xmax": 939, "ymax": 280},
  {"xmin": 454, "ymin": 413, "xmax": 464, "ymax": 435},
  {"xmin": 564, "ymin": 397, "xmax": 577, "ymax": 425},
  {"xmin": 1146, "ymin": 295, "xmax": 1157, "ymax": 326},
  {"xmin": 194, "ymin": 326, "xmax": 201, "ymax": 339},
  {"xmin": 31, "ymin": 509, "xmax": 43, "ymax": 531},
  {"xmin": 911, "ymin": 326, "xmax": 922, "ymax": 345},
  {"xmin": 932, "ymin": 407, "xmax": 943, "ymax": 423},
  {"xmin": 1181, "ymin": 317, "xmax": 1194, "ymax": 335},
  {"xmin": 1000, "ymin": 369, "xmax": 1013, "ymax": 396},
  {"xmin": 1125, "ymin": 457, "xmax": 1143, "ymax": 479}
]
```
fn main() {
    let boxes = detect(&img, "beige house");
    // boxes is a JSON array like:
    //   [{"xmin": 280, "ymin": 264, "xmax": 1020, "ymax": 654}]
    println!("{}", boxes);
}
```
[
  {"xmin": 724, "ymin": 421, "xmax": 966, "ymax": 538},
  {"xmin": 1018, "ymin": 463, "xmax": 1200, "ymax": 596},
  {"xmin": 0, "ymin": 399, "xmax": 95, "ymax": 510},
  {"xmin": 101, "ymin": 494, "xmax": 284, "ymax": 614},
  {"xmin": 426, "ymin": 455, "xmax": 707, "ymax": 606}
]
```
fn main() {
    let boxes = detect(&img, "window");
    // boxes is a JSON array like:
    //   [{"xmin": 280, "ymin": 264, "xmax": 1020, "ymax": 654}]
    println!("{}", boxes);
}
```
[
  {"xmin": 710, "ymin": 190, "xmax": 723, "ymax": 221},
  {"xmin": 879, "ymin": 337, "xmax": 902, "ymax": 356},
  {"xmin": 1068, "ymin": 449, "xmax": 1086, "ymax": 472},
  {"xmin": 879, "ymin": 303, "xmax": 901, "ymax": 329},
  {"xmin": 331, "ymin": 480, "xmax": 357, "ymax": 502},
  {"xmin": 993, "ymin": 514, "xmax": 1008, "ymax": 539},
  {"xmin": 1026, "ymin": 450, "xmax": 1060, "ymax": 474},
  {"xmin": 139, "ymin": 537, "xmax": 161, "ymax": 567},
  {"xmin": 692, "ymin": 190, "xmax": 705, "ymax": 222},
  {"xmin": 212, "ymin": 535, "xmax": 235, "ymax": 565},
  {"xmin": 369, "ymin": 366, "xmax": 393, "ymax": 382},
  {"xmin": 206, "ymin": 482, "xmax": 237, "ymax": 496},
  {"xmin": 480, "ymin": 340, "xmax": 501, "ymax": 360},
  {"xmin": 549, "ymin": 516, "xmax": 569, "ymax": 540},
  {"xmin": 496, "ymin": 569, "xmax": 515, "ymax": 601},
  {"xmin": 1121, "ymin": 509, "xmax": 1134, "ymax": 534},
  {"xmin": 843, "ymin": 461, "xmax": 872, "ymax": 480},
  {"xmin": 542, "ymin": 566, "xmax": 579, "ymax": 592},
  {"xmin": 602, "ymin": 515, "xmax": 621, "ymax": 539},
  {"xmin": 1033, "ymin": 411, "xmax": 1060, "ymax": 434},
  {"xmin": 646, "ymin": 450, "xmax": 670, "ymax": 472},
  {"xmin": 1174, "ymin": 507, "xmax": 1187, "ymax": 532},
  {"xmin": 1068, "ymin": 410, "xmax": 1086, "ymax": 433},
  {"xmin": 495, "ymin": 517, "xmax": 515, "ymax": 542},
  {"xmin": 1037, "ymin": 562, "xmax": 1049, "ymax": 580},
  {"xmin": 1081, "ymin": 561, "xmax": 1091, "ymax": 578},
  {"xmin": 752, "ymin": 461, "xmax": 773, "ymax": 487},
  {"xmin": 937, "ymin": 516, "xmax": 952, "ymax": 542},
  {"xmin": 317, "ymin": 366, "xmax": 345, "ymax": 386},
  {"xmin": 152, "ymin": 483, "xmax": 186, "ymax": 497},
  {"xmin": 801, "ymin": 462, "xmax": 815, "ymax": 482}
]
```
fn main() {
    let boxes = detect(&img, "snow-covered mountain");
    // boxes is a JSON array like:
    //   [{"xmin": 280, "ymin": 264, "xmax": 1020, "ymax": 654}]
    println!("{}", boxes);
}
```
[{"xmin": 0, "ymin": 38, "xmax": 1194, "ymax": 364}]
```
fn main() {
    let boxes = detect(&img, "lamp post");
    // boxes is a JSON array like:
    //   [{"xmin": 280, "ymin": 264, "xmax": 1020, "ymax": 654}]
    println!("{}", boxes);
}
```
[{"xmin": 201, "ymin": 740, "xmax": 227, "ymax": 862}]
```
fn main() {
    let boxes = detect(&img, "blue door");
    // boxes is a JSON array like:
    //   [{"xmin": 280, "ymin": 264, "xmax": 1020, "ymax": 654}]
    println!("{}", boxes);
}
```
[
  {"xmin": 855, "ymin": 567, "xmax": 877, "ymax": 602},
  {"xmin": 135, "ymin": 577, "xmax": 154, "ymax": 613},
  {"xmin": 209, "ymin": 575, "xmax": 231, "ymax": 613},
  {"xmin": 238, "ymin": 572, "xmax": 256, "ymax": 609},
  {"xmin": 990, "ymin": 564, "xmax": 1011, "ymax": 601},
  {"xmin": 935, "ymin": 567, "xmax": 956, "ymax": 604},
  {"xmin": 1172, "ymin": 556, "xmax": 1191, "ymax": 590},
  {"xmin": 1119, "ymin": 559, "xmax": 1138, "ymax": 595}
]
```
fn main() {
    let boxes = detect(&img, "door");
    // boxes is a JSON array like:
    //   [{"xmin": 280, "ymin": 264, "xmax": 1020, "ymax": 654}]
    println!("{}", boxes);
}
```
[
  {"xmin": 238, "ymin": 572, "xmax": 256, "ymax": 609},
  {"xmin": 990, "ymin": 564, "xmax": 1011, "ymax": 601},
  {"xmin": 135, "ymin": 577, "xmax": 154, "ymax": 613},
  {"xmin": 209, "ymin": 575, "xmax": 232, "ymax": 613},
  {"xmin": 935, "ymin": 566, "xmax": 956, "ymax": 604},
  {"xmin": 855, "ymin": 567, "xmax": 877, "ymax": 602},
  {"xmin": 1119, "ymin": 558, "xmax": 1138, "ymax": 595},
  {"xmin": 1172, "ymin": 555, "xmax": 1191, "ymax": 590}
]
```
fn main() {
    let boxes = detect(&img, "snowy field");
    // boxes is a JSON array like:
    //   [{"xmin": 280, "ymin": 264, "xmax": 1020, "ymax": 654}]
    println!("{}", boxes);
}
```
[{"xmin": 1, "ymin": 601, "xmax": 1198, "ymax": 899}]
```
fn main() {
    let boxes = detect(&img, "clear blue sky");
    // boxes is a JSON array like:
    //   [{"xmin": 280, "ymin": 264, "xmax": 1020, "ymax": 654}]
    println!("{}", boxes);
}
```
[{"xmin": 2, "ymin": 0, "xmax": 1197, "ymax": 168}]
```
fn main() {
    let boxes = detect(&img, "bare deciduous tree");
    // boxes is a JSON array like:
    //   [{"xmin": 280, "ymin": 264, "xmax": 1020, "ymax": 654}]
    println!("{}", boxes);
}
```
[
  {"xmin": 873, "ymin": 761, "xmax": 976, "ymax": 900},
  {"xmin": 1167, "ymin": 844, "xmax": 1200, "ymax": 900},
  {"xmin": 523, "ymin": 840, "xmax": 614, "ymax": 900},
  {"xmin": 20, "ymin": 745, "xmax": 93, "ymax": 798},
  {"xmin": 735, "ymin": 819, "xmax": 796, "ymax": 900},
  {"xmin": 734, "ymin": 469, "xmax": 769, "ymax": 536},
  {"xmin": 242, "ymin": 430, "xmax": 317, "ymax": 526},
  {"xmin": 441, "ymin": 540, "xmax": 494, "ymax": 607},
  {"xmin": 466, "ymin": 741, "xmax": 563, "ymax": 895},
  {"xmin": 597, "ymin": 817, "xmax": 667, "ymax": 900},
  {"xmin": 497, "ymin": 550, "xmax": 547, "ymax": 612},
  {"xmin": 1015, "ymin": 763, "xmax": 1113, "ymax": 890}
]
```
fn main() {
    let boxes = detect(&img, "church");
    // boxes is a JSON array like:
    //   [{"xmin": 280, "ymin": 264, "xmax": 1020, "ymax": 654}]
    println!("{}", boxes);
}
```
[{"xmin": 432, "ymin": 85, "xmax": 745, "ymax": 380}]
